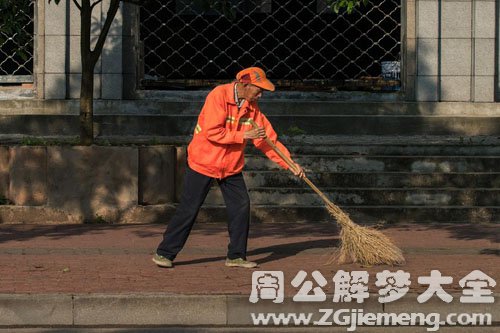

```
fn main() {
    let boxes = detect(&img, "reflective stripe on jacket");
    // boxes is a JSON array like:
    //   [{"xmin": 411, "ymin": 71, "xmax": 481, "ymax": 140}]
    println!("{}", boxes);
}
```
[{"xmin": 187, "ymin": 83, "xmax": 292, "ymax": 179}]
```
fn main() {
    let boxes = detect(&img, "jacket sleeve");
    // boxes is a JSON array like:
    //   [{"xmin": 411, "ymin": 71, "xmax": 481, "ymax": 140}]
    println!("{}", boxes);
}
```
[
  {"xmin": 252, "ymin": 112, "xmax": 292, "ymax": 170},
  {"xmin": 202, "ymin": 89, "xmax": 245, "ymax": 144}
]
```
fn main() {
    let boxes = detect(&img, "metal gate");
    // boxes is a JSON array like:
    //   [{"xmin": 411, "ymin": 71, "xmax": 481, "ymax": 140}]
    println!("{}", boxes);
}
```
[
  {"xmin": 0, "ymin": 0, "xmax": 35, "ymax": 84},
  {"xmin": 140, "ymin": 0, "xmax": 401, "ymax": 90}
]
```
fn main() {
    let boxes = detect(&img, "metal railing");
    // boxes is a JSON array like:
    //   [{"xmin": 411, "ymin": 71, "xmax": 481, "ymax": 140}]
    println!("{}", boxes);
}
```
[
  {"xmin": 139, "ymin": 0, "xmax": 401, "ymax": 90},
  {"xmin": 0, "ymin": 0, "xmax": 35, "ymax": 83}
]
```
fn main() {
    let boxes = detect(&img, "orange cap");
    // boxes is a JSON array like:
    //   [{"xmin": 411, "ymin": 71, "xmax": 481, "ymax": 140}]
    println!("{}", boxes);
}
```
[{"xmin": 236, "ymin": 67, "xmax": 275, "ymax": 92}]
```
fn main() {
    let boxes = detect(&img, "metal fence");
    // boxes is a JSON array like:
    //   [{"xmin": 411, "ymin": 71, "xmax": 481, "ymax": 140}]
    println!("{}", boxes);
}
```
[
  {"xmin": 0, "ymin": 0, "xmax": 35, "ymax": 83},
  {"xmin": 140, "ymin": 0, "xmax": 401, "ymax": 90}
]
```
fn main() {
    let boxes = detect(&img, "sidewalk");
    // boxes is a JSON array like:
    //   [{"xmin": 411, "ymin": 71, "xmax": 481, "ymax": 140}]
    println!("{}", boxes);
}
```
[{"xmin": 0, "ymin": 222, "xmax": 498, "ymax": 328}]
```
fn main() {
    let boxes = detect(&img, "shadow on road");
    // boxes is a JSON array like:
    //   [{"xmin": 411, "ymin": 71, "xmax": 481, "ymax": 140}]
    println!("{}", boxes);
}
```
[{"xmin": 173, "ymin": 238, "xmax": 339, "ymax": 266}]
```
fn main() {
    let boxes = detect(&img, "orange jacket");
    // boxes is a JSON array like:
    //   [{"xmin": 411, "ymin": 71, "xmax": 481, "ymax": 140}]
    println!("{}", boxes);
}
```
[{"xmin": 188, "ymin": 83, "xmax": 292, "ymax": 179}]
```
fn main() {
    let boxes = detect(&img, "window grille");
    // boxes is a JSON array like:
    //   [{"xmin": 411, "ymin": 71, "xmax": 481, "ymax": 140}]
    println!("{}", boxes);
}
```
[
  {"xmin": 140, "ymin": 0, "xmax": 401, "ymax": 90},
  {"xmin": 0, "ymin": 0, "xmax": 35, "ymax": 83}
]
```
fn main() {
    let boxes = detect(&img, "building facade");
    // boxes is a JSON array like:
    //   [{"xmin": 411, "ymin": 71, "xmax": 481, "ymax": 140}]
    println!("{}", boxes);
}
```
[
  {"xmin": 1, "ymin": 0, "xmax": 498, "ymax": 103},
  {"xmin": 0, "ymin": 1, "xmax": 499, "ymax": 224}
]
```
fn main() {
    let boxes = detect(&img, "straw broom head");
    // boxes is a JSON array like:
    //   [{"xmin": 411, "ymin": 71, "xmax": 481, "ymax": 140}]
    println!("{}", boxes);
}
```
[
  {"xmin": 246, "ymin": 118, "xmax": 404, "ymax": 266},
  {"xmin": 325, "ymin": 202, "xmax": 405, "ymax": 266}
]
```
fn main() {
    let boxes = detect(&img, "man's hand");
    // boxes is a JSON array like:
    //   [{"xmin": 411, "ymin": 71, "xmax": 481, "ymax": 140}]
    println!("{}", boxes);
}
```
[
  {"xmin": 244, "ymin": 126, "xmax": 266, "ymax": 139},
  {"xmin": 291, "ymin": 163, "xmax": 305, "ymax": 178}
]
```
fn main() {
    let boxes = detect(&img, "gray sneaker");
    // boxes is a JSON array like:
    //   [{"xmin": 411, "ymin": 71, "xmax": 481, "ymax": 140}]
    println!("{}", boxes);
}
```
[
  {"xmin": 152, "ymin": 253, "xmax": 173, "ymax": 268},
  {"xmin": 225, "ymin": 258, "xmax": 258, "ymax": 268}
]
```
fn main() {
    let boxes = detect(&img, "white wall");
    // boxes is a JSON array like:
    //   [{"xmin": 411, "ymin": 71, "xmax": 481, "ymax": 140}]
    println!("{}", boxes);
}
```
[
  {"xmin": 40, "ymin": 0, "xmax": 124, "ymax": 100},
  {"xmin": 414, "ymin": 0, "xmax": 497, "ymax": 102}
]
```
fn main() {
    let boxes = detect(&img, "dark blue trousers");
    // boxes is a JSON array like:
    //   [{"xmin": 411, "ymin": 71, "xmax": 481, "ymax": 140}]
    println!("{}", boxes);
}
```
[{"xmin": 156, "ymin": 165, "xmax": 250, "ymax": 261}]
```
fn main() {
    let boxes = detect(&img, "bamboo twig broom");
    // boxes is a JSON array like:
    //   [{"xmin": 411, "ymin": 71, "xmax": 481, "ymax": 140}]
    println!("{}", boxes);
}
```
[{"xmin": 249, "ymin": 119, "xmax": 405, "ymax": 266}]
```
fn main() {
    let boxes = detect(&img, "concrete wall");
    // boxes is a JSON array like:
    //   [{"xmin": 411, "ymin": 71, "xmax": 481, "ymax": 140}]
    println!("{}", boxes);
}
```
[
  {"xmin": 0, "ymin": 145, "xmax": 176, "ymax": 223},
  {"xmin": 409, "ymin": 0, "xmax": 498, "ymax": 102},
  {"xmin": 38, "ymin": 0, "xmax": 134, "ymax": 100}
]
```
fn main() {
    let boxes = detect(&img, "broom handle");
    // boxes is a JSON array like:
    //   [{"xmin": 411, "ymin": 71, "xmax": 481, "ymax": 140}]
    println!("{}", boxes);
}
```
[{"xmin": 248, "ymin": 119, "xmax": 333, "ymax": 206}]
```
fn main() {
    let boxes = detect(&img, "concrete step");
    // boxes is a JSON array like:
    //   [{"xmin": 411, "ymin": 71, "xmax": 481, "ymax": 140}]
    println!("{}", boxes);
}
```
[
  {"xmin": 245, "ymin": 155, "xmax": 500, "ymax": 173},
  {"xmin": 205, "ymin": 187, "xmax": 500, "ymax": 206},
  {"xmin": 2, "ymin": 99, "xmax": 500, "ymax": 116},
  {"xmin": 271, "ymin": 144, "xmax": 500, "ymax": 156},
  {"xmin": 1, "ymin": 114, "xmax": 500, "ymax": 137},
  {"xmin": 280, "ymin": 134, "xmax": 500, "ymax": 144},
  {"xmin": 242, "ymin": 171, "xmax": 500, "ymax": 188},
  {"xmin": 1, "ymin": 203, "xmax": 497, "ymax": 224},
  {"xmin": 93, "ymin": 134, "xmax": 500, "ymax": 150},
  {"xmin": 197, "ymin": 205, "xmax": 500, "ymax": 223},
  {"xmin": 3, "ymin": 134, "xmax": 500, "ymax": 157},
  {"xmin": 256, "ymin": 135, "xmax": 500, "ymax": 156}
]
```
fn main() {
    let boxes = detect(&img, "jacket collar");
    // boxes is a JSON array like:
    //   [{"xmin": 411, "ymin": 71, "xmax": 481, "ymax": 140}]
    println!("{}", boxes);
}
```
[{"xmin": 224, "ymin": 82, "xmax": 254, "ymax": 113}]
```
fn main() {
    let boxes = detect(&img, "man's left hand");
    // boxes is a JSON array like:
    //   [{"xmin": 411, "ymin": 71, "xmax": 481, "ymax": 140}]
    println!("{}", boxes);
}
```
[{"xmin": 291, "ymin": 163, "xmax": 305, "ymax": 178}]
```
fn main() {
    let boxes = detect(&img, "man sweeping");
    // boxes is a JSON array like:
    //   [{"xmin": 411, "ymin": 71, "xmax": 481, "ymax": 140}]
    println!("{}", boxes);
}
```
[{"xmin": 153, "ymin": 67, "xmax": 304, "ymax": 269}]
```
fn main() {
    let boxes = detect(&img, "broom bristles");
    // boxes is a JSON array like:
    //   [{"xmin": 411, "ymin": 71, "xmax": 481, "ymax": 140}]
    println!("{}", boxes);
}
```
[
  {"xmin": 250, "ymin": 120, "xmax": 405, "ymax": 266},
  {"xmin": 325, "ymin": 202, "xmax": 405, "ymax": 266}
]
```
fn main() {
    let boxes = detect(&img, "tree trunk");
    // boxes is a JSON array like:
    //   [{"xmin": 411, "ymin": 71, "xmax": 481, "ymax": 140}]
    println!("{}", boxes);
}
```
[
  {"xmin": 80, "ymin": 0, "xmax": 94, "ymax": 145},
  {"xmin": 80, "ymin": 68, "xmax": 94, "ymax": 145},
  {"xmin": 78, "ymin": 0, "xmax": 121, "ymax": 145}
]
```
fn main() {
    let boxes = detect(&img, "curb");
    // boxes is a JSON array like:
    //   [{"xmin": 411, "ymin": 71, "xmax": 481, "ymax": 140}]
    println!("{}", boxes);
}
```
[{"xmin": 0, "ymin": 293, "xmax": 497, "ymax": 327}]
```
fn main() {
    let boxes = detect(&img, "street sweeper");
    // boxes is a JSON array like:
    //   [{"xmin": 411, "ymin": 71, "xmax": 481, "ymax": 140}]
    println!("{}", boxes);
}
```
[
  {"xmin": 153, "ymin": 66, "xmax": 405, "ymax": 269},
  {"xmin": 153, "ymin": 67, "xmax": 305, "ymax": 269}
]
